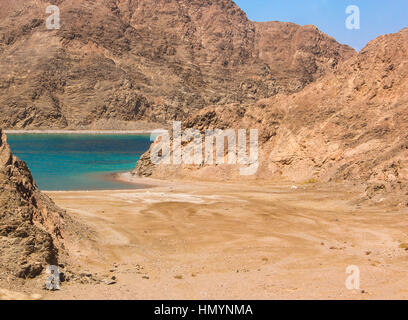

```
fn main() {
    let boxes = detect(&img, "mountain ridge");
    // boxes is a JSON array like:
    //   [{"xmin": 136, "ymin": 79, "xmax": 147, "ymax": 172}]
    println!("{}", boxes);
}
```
[
  {"xmin": 133, "ymin": 26, "xmax": 408, "ymax": 207},
  {"xmin": 0, "ymin": 0, "xmax": 355, "ymax": 129}
]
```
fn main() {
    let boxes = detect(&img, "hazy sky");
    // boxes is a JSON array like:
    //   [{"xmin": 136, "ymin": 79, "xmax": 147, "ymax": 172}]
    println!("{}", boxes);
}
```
[{"xmin": 234, "ymin": 0, "xmax": 408, "ymax": 51}]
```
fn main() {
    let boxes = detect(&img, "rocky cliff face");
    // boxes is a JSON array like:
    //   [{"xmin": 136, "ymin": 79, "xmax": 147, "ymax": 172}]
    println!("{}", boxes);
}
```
[
  {"xmin": 134, "ymin": 28, "xmax": 408, "ymax": 207},
  {"xmin": 0, "ymin": 0, "xmax": 355, "ymax": 129},
  {"xmin": 0, "ymin": 129, "xmax": 67, "ymax": 278},
  {"xmin": 254, "ymin": 21, "xmax": 356, "ymax": 93}
]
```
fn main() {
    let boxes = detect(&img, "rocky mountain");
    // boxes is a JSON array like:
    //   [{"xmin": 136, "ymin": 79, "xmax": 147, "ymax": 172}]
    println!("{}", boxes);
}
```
[
  {"xmin": 134, "ymin": 28, "xmax": 408, "ymax": 207},
  {"xmin": 0, "ymin": 0, "xmax": 354, "ymax": 129},
  {"xmin": 0, "ymin": 129, "xmax": 67, "ymax": 278}
]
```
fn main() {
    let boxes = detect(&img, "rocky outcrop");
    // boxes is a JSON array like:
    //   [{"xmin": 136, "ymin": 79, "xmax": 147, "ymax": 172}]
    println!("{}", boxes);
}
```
[
  {"xmin": 0, "ymin": 0, "xmax": 355, "ymax": 129},
  {"xmin": 254, "ymin": 21, "xmax": 356, "ymax": 92},
  {"xmin": 134, "ymin": 28, "xmax": 408, "ymax": 207},
  {"xmin": 0, "ymin": 129, "xmax": 67, "ymax": 278}
]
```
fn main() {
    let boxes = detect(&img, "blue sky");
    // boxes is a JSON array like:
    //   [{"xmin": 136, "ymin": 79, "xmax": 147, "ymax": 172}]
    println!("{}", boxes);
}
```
[{"xmin": 234, "ymin": 0, "xmax": 408, "ymax": 51}]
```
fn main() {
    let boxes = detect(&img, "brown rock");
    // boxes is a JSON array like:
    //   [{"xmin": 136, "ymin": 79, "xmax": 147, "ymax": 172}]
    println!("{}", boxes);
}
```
[
  {"xmin": 134, "ymin": 27, "xmax": 408, "ymax": 206},
  {"xmin": 0, "ymin": 0, "xmax": 354, "ymax": 129}
]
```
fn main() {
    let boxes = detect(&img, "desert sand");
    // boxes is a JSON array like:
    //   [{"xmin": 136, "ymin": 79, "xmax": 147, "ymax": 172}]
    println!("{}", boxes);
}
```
[{"xmin": 16, "ymin": 177, "xmax": 406, "ymax": 300}]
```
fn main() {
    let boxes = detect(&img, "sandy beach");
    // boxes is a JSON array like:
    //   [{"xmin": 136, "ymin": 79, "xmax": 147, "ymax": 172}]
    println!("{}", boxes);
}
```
[{"xmin": 12, "ymin": 177, "xmax": 406, "ymax": 300}]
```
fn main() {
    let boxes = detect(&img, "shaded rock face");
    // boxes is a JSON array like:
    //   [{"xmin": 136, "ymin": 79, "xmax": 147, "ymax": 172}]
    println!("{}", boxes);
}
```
[
  {"xmin": 134, "ymin": 28, "xmax": 408, "ymax": 206},
  {"xmin": 0, "ymin": 129, "xmax": 65, "ymax": 278},
  {"xmin": 0, "ymin": 0, "xmax": 355, "ymax": 129}
]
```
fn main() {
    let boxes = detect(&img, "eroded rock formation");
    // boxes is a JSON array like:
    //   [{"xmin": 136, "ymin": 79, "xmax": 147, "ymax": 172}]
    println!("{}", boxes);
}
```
[
  {"xmin": 0, "ymin": 129, "xmax": 67, "ymax": 278},
  {"xmin": 134, "ymin": 28, "xmax": 408, "ymax": 206}
]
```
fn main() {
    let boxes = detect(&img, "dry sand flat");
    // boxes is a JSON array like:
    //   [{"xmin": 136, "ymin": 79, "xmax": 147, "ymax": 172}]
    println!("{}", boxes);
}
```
[{"xmin": 32, "ymin": 179, "xmax": 408, "ymax": 300}]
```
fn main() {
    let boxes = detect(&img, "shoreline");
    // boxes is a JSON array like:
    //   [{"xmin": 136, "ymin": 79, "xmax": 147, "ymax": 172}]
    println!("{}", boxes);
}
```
[
  {"xmin": 42, "ymin": 173, "xmax": 169, "ymax": 193},
  {"xmin": 4, "ymin": 129, "xmax": 154, "ymax": 135},
  {"xmin": 110, "ymin": 172, "xmax": 175, "ymax": 188}
]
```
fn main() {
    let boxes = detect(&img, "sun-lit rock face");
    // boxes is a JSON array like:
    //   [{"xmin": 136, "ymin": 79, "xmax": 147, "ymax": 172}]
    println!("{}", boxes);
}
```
[
  {"xmin": 0, "ymin": 0, "xmax": 354, "ymax": 129},
  {"xmin": 134, "ymin": 28, "xmax": 408, "ymax": 207},
  {"xmin": 0, "ymin": 129, "xmax": 66, "ymax": 278}
]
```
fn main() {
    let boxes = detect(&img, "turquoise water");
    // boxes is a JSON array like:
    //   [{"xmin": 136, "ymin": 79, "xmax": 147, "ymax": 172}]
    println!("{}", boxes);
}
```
[{"xmin": 6, "ymin": 134, "xmax": 152, "ymax": 191}]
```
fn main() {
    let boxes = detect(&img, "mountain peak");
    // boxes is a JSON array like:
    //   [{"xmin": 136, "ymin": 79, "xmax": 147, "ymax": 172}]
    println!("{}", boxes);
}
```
[{"xmin": 0, "ymin": 0, "xmax": 354, "ymax": 129}]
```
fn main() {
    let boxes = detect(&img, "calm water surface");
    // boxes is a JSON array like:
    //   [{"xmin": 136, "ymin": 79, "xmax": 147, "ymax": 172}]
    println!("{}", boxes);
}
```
[{"xmin": 7, "ymin": 134, "xmax": 152, "ymax": 191}]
